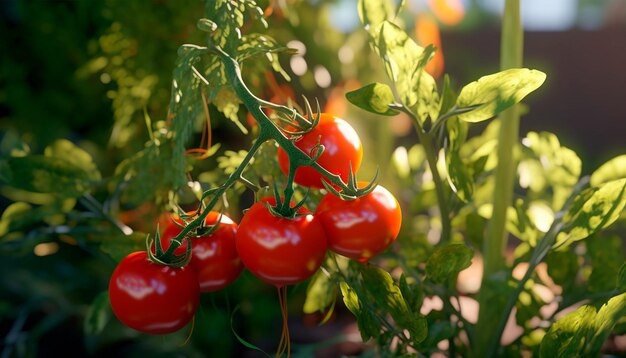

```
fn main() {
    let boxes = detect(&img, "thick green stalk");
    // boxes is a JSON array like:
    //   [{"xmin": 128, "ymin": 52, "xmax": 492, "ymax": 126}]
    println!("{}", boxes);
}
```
[{"xmin": 474, "ymin": 0, "xmax": 523, "ymax": 356}]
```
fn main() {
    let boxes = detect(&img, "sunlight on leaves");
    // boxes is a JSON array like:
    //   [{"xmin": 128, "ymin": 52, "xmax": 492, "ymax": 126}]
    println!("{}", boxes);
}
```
[
  {"xmin": 346, "ymin": 82, "xmax": 400, "ymax": 116},
  {"xmin": 426, "ymin": 244, "xmax": 473, "ymax": 283},
  {"xmin": 456, "ymin": 68, "xmax": 546, "ymax": 123},
  {"xmin": 590, "ymin": 154, "xmax": 626, "ymax": 187},
  {"xmin": 557, "ymin": 178, "xmax": 626, "ymax": 245},
  {"xmin": 539, "ymin": 292, "xmax": 626, "ymax": 357},
  {"xmin": 358, "ymin": 0, "xmax": 395, "ymax": 31},
  {"xmin": 373, "ymin": 21, "xmax": 439, "ymax": 124}
]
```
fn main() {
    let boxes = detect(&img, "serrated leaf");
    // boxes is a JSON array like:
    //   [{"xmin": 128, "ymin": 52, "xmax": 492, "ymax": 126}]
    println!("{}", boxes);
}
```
[
  {"xmin": 374, "ymin": 21, "xmax": 439, "ymax": 124},
  {"xmin": 539, "ymin": 292, "xmax": 626, "ymax": 358},
  {"xmin": 426, "ymin": 244, "xmax": 473, "ymax": 283},
  {"xmin": 456, "ymin": 68, "xmax": 546, "ymax": 123},
  {"xmin": 303, "ymin": 270, "xmax": 337, "ymax": 314},
  {"xmin": 590, "ymin": 154, "xmax": 626, "ymax": 187},
  {"xmin": 84, "ymin": 291, "xmax": 111, "ymax": 335},
  {"xmin": 346, "ymin": 82, "xmax": 399, "ymax": 116},
  {"xmin": 358, "ymin": 0, "xmax": 395, "ymax": 30},
  {"xmin": 557, "ymin": 178, "xmax": 626, "ymax": 245}
]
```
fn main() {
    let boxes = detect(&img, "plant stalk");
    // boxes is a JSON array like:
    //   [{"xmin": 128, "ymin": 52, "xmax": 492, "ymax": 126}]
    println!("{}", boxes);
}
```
[{"xmin": 474, "ymin": 0, "xmax": 523, "ymax": 356}]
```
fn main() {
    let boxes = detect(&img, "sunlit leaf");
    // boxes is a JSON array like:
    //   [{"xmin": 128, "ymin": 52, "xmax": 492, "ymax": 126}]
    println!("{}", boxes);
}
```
[
  {"xmin": 539, "ymin": 292, "xmax": 626, "ymax": 357},
  {"xmin": 590, "ymin": 154, "xmax": 626, "ymax": 187},
  {"xmin": 303, "ymin": 270, "xmax": 337, "ymax": 314},
  {"xmin": 426, "ymin": 244, "xmax": 473, "ymax": 283},
  {"xmin": 557, "ymin": 178, "xmax": 626, "ymax": 245},
  {"xmin": 0, "ymin": 156, "xmax": 95, "ymax": 197},
  {"xmin": 44, "ymin": 139, "xmax": 101, "ymax": 181},
  {"xmin": 346, "ymin": 82, "xmax": 399, "ymax": 116},
  {"xmin": 358, "ymin": 0, "xmax": 395, "ymax": 31},
  {"xmin": 456, "ymin": 68, "xmax": 546, "ymax": 123},
  {"xmin": 374, "ymin": 21, "xmax": 439, "ymax": 124}
]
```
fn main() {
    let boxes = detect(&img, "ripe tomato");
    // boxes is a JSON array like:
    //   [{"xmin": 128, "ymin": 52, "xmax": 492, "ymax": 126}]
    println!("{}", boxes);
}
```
[
  {"xmin": 315, "ymin": 185, "xmax": 402, "ymax": 262},
  {"xmin": 235, "ymin": 200, "xmax": 328, "ymax": 287},
  {"xmin": 277, "ymin": 113, "xmax": 363, "ymax": 189},
  {"xmin": 108, "ymin": 251, "xmax": 199, "ymax": 334},
  {"xmin": 160, "ymin": 211, "xmax": 243, "ymax": 292}
]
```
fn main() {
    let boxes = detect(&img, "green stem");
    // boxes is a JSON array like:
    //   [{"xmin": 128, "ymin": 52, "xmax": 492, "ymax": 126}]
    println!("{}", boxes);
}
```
[
  {"xmin": 398, "ymin": 105, "xmax": 451, "ymax": 243},
  {"xmin": 474, "ymin": 1, "xmax": 523, "ymax": 356}
]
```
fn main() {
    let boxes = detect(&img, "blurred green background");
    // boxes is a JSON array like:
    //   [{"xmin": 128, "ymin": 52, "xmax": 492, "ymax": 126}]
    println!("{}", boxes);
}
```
[{"xmin": 1, "ymin": 0, "xmax": 625, "ymax": 356}]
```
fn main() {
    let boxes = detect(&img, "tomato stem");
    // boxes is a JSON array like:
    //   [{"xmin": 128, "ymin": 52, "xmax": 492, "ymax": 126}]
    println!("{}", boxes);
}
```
[{"xmin": 475, "ymin": 0, "xmax": 523, "ymax": 356}]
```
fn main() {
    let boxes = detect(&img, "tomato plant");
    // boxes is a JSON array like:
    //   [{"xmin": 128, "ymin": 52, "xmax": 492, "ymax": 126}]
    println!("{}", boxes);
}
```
[
  {"xmin": 160, "ymin": 211, "xmax": 243, "ymax": 292},
  {"xmin": 315, "ymin": 184, "xmax": 401, "ymax": 262},
  {"xmin": 108, "ymin": 251, "xmax": 199, "ymax": 334},
  {"xmin": 2, "ymin": 0, "xmax": 626, "ymax": 357},
  {"xmin": 235, "ymin": 199, "xmax": 328, "ymax": 287},
  {"xmin": 277, "ymin": 113, "xmax": 363, "ymax": 188}
]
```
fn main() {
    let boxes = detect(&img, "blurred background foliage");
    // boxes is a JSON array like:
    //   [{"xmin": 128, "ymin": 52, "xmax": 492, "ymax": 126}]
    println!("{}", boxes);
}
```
[{"xmin": 0, "ymin": 0, "xmax": 625, "ymax": 356}]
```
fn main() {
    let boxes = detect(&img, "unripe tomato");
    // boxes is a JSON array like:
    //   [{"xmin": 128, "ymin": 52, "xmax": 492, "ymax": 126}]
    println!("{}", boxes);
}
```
[
  {"xmin": 160, "ymin": 212, "xmax": 243, "ymax": 292},
  {"xmin": 108, "ymin": 251, "xmax": 200, "ymax": 334},
  {"xmin": 277, "ymin": 113, "xmax": 363, "ymax": 189},
  {"xmin": 235, "ymin": 200, "xmax": 328, "ymax": 287},
  {"xmin": 315, "ymin": 185, "xmax": 402, "ymax": 262}
]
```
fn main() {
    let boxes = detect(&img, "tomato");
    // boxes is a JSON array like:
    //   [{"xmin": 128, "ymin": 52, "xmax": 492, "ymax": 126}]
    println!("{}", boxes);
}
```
[
  {"xmin": 315, "ymin": 185, "xmax": 402, "ymax": 262},
  {"xmin": 277, "ymin": 113, "xmax": 363, "ymax": 189},
  {"xmin": 235, "ymin": 199, "xmax": 328, "ymax": 287},
  {"xmin": 160, "ymin": 212, "xmax": 243, "ymax": 292},
  {"xmin": 108, "ymin": 251, "xmax": 199, "ymax": 334}
]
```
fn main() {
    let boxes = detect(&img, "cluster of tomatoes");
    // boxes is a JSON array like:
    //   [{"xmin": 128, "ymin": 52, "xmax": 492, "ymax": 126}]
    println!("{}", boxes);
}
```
[{"xmin": 108, "ymin": 113, "xmax": 402, "ymax": 334}]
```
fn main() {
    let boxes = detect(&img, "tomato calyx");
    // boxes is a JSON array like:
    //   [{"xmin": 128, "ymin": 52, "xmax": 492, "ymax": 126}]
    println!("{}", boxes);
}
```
[
  {"xmin": 146, "ymin": 231, "xmax": 193, "ymax": 268},
  {"xmin": 264, "ymin": 184, "xmax": 310, "ymax": 219},
  {"xmin": 321, "ymin": 163, "xmax": 379, "ymax": 200}
]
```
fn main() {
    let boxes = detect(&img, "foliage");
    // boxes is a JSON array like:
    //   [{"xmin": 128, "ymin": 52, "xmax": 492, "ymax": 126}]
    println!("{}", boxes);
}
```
[{"xmin": 0, "ymin": 0, "xmax": 625, "ymax": 357}]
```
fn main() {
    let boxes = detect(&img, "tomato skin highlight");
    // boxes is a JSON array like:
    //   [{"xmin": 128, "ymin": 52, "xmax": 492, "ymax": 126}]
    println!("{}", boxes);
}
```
[
  {"xmin": 235, "ymin": 200, "xmax": 328, "ymax": 287},
  {"xmin": 160, "ymin": 212, "xmax": 243, "ymax": 292},
  {"xmin": 277, "ymin": 113, "xmax": 363, "ymax": 189},
  {"xmin": 108, "ymin": 251, "xmax": 200, "ymax": 334},
  {"xmin": 315, "ymin": 185, "xmax": 402, "ymax": 262}
]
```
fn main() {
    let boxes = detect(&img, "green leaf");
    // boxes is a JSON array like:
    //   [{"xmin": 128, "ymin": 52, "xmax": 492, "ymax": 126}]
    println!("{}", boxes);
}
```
[
  {"xmin": 456, "ymin": 68, "xmax": 546, "ymax": 123},
  {"xmin": 557, "ymin": 178, "xmax": 626, "ymax": 245},
  {"xmin": 519, "ymin": 132, "xmax": 581, "ymax": 210},
  {"xmin": 539, "ymin": 292, "xmax": 626, "ymax": 358},
  {"xmin": 358, "ymin": 0, "xmax": 395, "ymax": 31},
  {"xmin": 303, "ymin": 270, "xmax": 337, "ymax": 314},
  {"xmin": 0, "ymin": 156, "xmax": 95, "ymax": 197},
  {"xmin": 44, "ymin": 139, "xmax": 101, "ymax": 181},
  {"xmin": 444, "ymin": 117, "xmax": 473, "ymax": 202},
  {"xmin": 374, "ymin": 21, "xmax": 439, "ymax": 124},
  {"xmin": 84, "ymin": 291, "xmax": 111, "ymax": 335},
  {"xmin": 587, "ymin": 235, "xmax": 624, "ymax": 293},
  {"xmin": 426, "ymin": 244, "xmax": 474, "ymax": 283},
  {"xmin": 590, "ymin": 154, "xmax": 626, "ymax": 187},
  {"xmin": 360, "ymin": 265, "xmax": 427, "ymax": 343},
  {"xmin": 346, "ymin": 82, "xmax": 399, "ymax": 116}
]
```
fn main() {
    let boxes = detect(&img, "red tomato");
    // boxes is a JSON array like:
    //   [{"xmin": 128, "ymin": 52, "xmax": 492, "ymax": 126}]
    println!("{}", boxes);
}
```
[
  {"xmin": 108, "ymin": 251, "xmax": 199, "ymax": 334},
  {"xmin": 277, "ymin": 113, "xmax": 363, "ymax": 189},
  {"xmin": 315, "ymin": 185, "xmax": 402, "ymax": 262},
  {"xmin": 235, "ymin": 200, "xmax": 328, "ymax": 287},
  {"xmin": 160, "ymin": 212, "xmax": 243, "ymax": 292}
]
